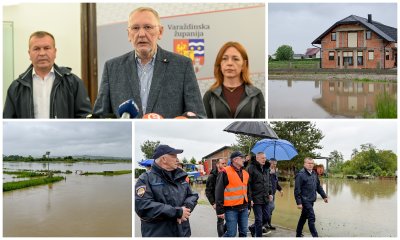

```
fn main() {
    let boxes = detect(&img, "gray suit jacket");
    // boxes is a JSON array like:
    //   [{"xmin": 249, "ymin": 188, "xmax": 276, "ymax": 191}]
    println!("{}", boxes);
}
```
[{"xmin": 93, "ymin": 46, "xmax": 206, "ymax": 118}]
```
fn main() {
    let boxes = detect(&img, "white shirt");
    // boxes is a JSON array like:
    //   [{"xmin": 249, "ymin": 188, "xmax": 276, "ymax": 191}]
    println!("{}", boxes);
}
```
[{"xmin": 32, "ymin": 68, "xmax": 55, "ymax": 118}]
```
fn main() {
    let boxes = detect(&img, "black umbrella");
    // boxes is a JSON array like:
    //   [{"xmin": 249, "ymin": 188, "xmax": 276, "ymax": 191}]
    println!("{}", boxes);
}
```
[{"xmin": 223, "ymin": 121, "xmax": 279, "ymax": 139}]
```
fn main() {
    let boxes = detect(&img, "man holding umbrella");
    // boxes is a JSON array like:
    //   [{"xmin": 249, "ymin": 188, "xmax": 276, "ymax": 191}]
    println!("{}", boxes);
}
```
[{"xmin": 294, "ymin": 157, "xmax": 328, "ymax": 237}]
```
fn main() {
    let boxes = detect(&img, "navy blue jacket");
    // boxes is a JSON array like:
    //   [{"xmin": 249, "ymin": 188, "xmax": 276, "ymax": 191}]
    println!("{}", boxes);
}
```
[
  {"xmin": 270, "ymin": 172, "xmax": 282, "ymax": 195},
  {"xmin": 294, "ymin": 168, "xmax": 327, "ymax": 205},
  {"xmin": 135, "ymin": 162, "xmax": 199, "ymax": 237}
]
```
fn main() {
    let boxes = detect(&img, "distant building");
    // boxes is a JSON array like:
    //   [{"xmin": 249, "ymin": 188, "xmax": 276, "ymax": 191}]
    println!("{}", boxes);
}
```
[
  {"xmin": 312, "ymin": 14, "xmax": 397, "ymax": 69},
  {"xmin": 202, "ymin": 146, "xmax": 231, "ymax": 174},
  {"xmin": 293, "ymin": 53, "xmax": 306, "ymax": 59},
  {"xmin": 305, "ymin": 48, "xmax": 321, "ymax": 58}
]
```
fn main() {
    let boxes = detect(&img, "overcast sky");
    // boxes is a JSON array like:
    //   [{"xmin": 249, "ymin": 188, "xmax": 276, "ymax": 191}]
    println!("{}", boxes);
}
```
[
  {"xmin": 135, "ymin": 120, "xmax": 397, "ymax": 166},
  {"xmin": 3, "ymin": 122, "xmax": 132, "ymax": 158},
  {"xmin": 268, "ymin": 3, "xmax": 397, "ymax": 54}
]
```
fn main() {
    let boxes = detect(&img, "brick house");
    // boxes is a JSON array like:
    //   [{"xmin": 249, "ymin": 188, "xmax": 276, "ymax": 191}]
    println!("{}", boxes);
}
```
[
  {"xmin": 312, "ymin": 14, "xmax": 397, "ymax": 69},
  {"xmin": 202, "ymin": 146, "xmax": 231, "ymax": 174}
]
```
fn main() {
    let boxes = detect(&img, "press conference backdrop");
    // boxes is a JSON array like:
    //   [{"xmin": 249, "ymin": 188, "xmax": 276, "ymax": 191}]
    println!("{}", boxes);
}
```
[{"xmin": 97, "ymin": 3, "xmax": 265, "ymax": 96}]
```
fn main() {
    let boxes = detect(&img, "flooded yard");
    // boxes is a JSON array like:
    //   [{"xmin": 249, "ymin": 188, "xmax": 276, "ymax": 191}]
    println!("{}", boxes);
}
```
[
  {"xmin": 191, "ymin": 178, "xmax": 397, "ymax": 237},
  {"xmin": 268, "ymin": 79, "xmax": 397, "ymax": 118}
]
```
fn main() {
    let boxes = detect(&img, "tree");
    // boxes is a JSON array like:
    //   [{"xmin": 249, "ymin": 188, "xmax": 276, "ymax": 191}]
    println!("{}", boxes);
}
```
[
  {"xmin": 351, "ymin": 148, "xmax": 359, "ymax": 159},
  {"xmin": 231, "ymin": 135, "xmax": 262, "ymax": 155},
  {"xmin": 328, "ymin": 150, "xmax": 344, "ymax": 174},
  {"xmin": 270, "ymin": 121, "xmax": 324, "ymax": 170},
  {"xmin": 275, "ymin": 45, "xmax": 294, "ymax": 61},
  {"xmin": 343, "ymin": 144, "xmax": 397, "ymax": 176},
  {"xmin": 140, "ymin": 140, "xmax": 160, "ymax": 159},
  {"xmin": 190, "ymin": 157, "xmax": 196, "ymax": 165},
  {"xmin": 328, "ymin": 150, "xmax": 344, "ymax": 168},
  {"xmin": 182, "ymin": 157, "xmax": 188, "ymax": 164}
]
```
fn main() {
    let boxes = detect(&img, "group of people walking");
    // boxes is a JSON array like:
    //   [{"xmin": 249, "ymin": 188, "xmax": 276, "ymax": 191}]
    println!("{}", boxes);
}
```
[{"xmin": 135, "ymin": 145, "xmax": 328, "ymax": 237}]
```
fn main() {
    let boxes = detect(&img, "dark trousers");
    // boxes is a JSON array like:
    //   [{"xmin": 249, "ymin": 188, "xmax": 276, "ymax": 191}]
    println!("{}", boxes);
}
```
[
  {"xmin": 296, "ymin": 202, "xmax": 318, "ymax": 237},
  {"xmin": 217, "ymin": 217, "xmax": 225, "ymax": 237},
  {"xmin": 252, "ymin": 204, "xmax": 270, "ymax": 237}
]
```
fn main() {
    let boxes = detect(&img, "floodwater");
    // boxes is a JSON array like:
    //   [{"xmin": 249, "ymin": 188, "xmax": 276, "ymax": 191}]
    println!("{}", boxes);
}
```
[
  {"xmin": 3, "ymin": 161, "xmax": 132, "ymax": 237},
  {"xmin": 191, "ymin": 178, "xmax": 397, "ymax": 237},
  {"xmin": 268, "ymin": 79, "xmax": 397, "ymax": 118}
]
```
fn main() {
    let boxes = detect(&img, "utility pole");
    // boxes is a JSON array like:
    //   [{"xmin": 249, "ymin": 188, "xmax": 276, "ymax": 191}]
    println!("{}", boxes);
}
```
[{"xmin": 46, "ymin": 151, "xmax": 51, "ymax": 175}]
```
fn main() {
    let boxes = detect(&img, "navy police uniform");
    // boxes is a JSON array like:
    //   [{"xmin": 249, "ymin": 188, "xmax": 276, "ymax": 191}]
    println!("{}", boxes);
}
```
[{"xmin": 135, "ymin": 162, "xmax": 199, "ymax": 237}]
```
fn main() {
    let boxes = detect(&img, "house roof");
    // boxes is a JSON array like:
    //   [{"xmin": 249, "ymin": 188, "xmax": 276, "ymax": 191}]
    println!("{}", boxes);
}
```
[
  {"xmin": 202, "ymin": 146, "xmax": 231, "ymax": 159},
  {"xmin": 305, "ymin": 48, "xmax": 320, "ymax": 56},
  {"xmin": 312, "ymin": 14, "xmax": 397, "ymax": 44}
]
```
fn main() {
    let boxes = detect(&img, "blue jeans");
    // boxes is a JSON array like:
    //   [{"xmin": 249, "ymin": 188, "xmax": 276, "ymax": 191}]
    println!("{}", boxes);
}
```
[
  {"xmin": 223, "ymin": 208, "xmax": 248, "ymax": 237},
  {"xmin": 266, "ymin": 195, "xmax": 276, "ymax": 225},
  {"xmin": 296, "ymin": 202, "xmax": 318, "ymax": 237}
]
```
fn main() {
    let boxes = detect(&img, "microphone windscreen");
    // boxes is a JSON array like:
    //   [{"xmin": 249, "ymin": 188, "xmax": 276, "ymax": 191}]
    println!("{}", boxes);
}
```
[
  {"xmin": 118, "ymin": 99, "xmax": 139, "ymax": 118},
  {"xmin": 143, "ymin": 113, "xmax": 164, "ymax": 119},
  {"xmin": 182, "ymin": 112, "xmax": 199, "ymax": 119}
]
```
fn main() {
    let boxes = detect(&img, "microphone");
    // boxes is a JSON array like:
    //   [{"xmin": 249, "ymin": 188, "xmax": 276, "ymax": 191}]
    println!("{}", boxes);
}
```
[
  {"xmin": 143, "ymin": 113, "xmax": 164, "ymax": 119},
  {"xmin": 118, "ymin": 99, "xmax": 139, "ymax": 119},
  {"xmin": 182, "ymin": 112, "xmax": 200, "ymax": 119}
]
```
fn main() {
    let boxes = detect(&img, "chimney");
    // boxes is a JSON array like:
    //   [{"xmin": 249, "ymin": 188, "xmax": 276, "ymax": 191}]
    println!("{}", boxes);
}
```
[{"xmin": 368, "ymin": 14, "xmax": 372, "ymax": 23}]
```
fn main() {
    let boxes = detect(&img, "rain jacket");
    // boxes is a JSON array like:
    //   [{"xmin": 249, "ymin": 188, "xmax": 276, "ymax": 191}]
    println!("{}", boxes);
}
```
[
  {"xmin": 3, "ymin": 64, "xmax": 91, "ymax": 118},
  {"xmin": 203, "ymin": 84, "xmax": 265, "ymax": 118},
  {"xmin": 294, "ymin": 168, "xmax": 327, "ymax": 205},
  {"xmin": 135, "ymin": 162, "xmax": 199, "ymax": 237},
  {"xmin": 247, "ymin": 158, "xmax": 272, "ymax": 204},
  {"xmin": 215, "ymin": 165, "xmax": 249, "ymax": 215},
  {"xmin": 205, "ymin": 168, "xmax": 219, "ymax": 205}
]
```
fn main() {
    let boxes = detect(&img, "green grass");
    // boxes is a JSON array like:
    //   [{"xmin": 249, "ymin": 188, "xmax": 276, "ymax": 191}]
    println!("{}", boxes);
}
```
[
  {"xmin": 3, "ymin": 176, "xmax": 64, "ymax": 192},
  {"xmin": 375, "ymin": 92, "xmax": 397, "ymax": 118},
  {"xmin": 4, "ymin": 171, "xmax": 46, "ymax": 178},
  {"xmin": 81, "ymin": 170, "xmax": 132, "ymax": 176},
  {"xmin": 269, "ymin": 59, "xmax": 320, "ymax": 69}
]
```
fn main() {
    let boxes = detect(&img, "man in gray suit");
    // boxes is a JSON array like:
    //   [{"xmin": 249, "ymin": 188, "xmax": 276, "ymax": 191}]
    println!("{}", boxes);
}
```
[{"xmin": 93, "ymin": 7, "xmax": 206, "ymax": 118}]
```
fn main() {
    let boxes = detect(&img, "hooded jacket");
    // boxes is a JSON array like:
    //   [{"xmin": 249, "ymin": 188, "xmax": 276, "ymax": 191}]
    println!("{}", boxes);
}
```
[
  {"xmin": 3, "ymin": 64, "xmax": 91, "ymax": 118},
  {"xmin": 247, "ymin": 158, "xmax": 272, "ymax": 204},
  {"xmin": 203, "ymin": 84, "xmax": 265, "ymax": 118},
  {"xmin": 135, "ymin": 162, "xmax": 199, "ymax": 237}
]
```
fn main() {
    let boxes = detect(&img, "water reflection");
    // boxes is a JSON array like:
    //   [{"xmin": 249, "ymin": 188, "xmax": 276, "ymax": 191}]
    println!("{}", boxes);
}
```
[
  {"xmin": 268, "ymin": 79, "xmax": 397, "ymax": 118},
  {"xmin": 191, "ymin": 178, "xmax": 396, "ymax": 237},
  {"xmin": 3, "ymin": 162, "xmax": 132, "ymax": 237}
]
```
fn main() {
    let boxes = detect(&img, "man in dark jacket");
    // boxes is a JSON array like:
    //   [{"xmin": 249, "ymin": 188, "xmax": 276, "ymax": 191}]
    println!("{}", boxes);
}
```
[
  {"xmin": 294, "ymin": 157, "xmax": 328, "ymax": 237},
  {"xmin": 247, "ymin": 152, "xmax": 273, "ymax": 237},
  {"xmin": 215, "ymin": 151, "xmax": 249, "ymax": 237},
  {"xmin": 266, "ymin": 158, "xmax": 283, "ymax": 230},
  {"xmin": 135, "ymin": 145, "xmax": 199, "ymax": 237},
  {"xmin": 3, "ymin": 31, "xmax": 91, "ymax": 118},
  {"xmin": 205, "ymin": 158, "xmax": 227, "ymax": 237}
]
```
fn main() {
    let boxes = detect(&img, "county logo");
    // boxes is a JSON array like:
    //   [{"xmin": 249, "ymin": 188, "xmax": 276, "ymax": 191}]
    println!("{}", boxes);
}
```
[{"xmin": 173, "ymin": 39, "xmax": 204, "ymax": 73}]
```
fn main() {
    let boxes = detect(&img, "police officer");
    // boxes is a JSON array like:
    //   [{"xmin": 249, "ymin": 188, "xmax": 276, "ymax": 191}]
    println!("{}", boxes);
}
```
[
  {"xmin": 205, "ymin": 158, "xmax": 227, "ymax": 237},
  {"xmin": 215, "ymin": 151, "xmax": 249, "ymax": 237},
  {"xmin": 294, "ymin": 157, "xmax": 328, "ymax": 237},
  {"xmin": 135, "ymin": 144, "xmax": 199, "ymax": 237}
]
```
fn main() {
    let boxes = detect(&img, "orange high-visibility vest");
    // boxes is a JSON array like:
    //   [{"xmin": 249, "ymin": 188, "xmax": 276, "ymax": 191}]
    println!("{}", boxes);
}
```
[{"xmin": 223, "ymin": 166, "xmax": 249, "ymax": 206}]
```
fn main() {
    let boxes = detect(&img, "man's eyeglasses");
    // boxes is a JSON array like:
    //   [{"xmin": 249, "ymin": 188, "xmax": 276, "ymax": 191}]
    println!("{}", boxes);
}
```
[{"xmin": 129, "ymin": 24, "xmax": 159, "ymax": 33}]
